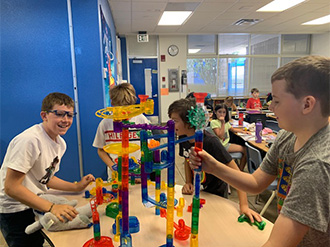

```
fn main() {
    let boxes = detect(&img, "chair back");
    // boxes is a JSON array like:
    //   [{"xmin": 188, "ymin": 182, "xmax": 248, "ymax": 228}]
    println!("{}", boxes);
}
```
[
  {"xmin": 245, "ymin": 142, "xmax": 263, "ymax": 174},
  {"xmin": 205, "ymin": 126, "xmax": 216, "ymax": 136},
  {"xmin": 265, "ymin": 120, "xmax": 280, "ymax": 133}
]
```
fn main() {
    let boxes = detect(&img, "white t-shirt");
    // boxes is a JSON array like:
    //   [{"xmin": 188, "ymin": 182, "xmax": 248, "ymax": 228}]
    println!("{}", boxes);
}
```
[
  {"xmin": 0, "ymin": 123, "xmax": 66, "ymax": 213},
  {"xmin": 93, "ymin": 114, "xmax": 149, "ymax": 179}
]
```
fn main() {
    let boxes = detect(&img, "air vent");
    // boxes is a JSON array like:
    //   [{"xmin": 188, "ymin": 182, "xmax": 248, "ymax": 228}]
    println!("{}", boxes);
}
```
[{"xmin": 233, "ymin": 19, "xmax": 263, "ymax": 26}]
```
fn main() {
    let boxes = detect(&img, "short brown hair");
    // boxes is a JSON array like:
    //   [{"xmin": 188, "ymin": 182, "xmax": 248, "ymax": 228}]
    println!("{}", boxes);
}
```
[
  {"xmin": 271, "ymin": 55, "xmax": 330, "ymax": 117},
  {"xmin": 41, "ymin": 92, "xmax": 74, "ymax": 111},
  {"xmin": 168, "ymin": 98, "xmax": 196, "ymax": 126},
  {"xmin": 110, "ymin": 83, "xmax": 137, "ymax": 106},
  {"xmin": 251, "ymin": 88, "xmax": 259, "ymax": 94}
]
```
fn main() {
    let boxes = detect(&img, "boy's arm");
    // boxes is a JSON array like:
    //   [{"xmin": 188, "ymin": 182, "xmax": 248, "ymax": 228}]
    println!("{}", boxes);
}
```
[
  {"xmin": 262, "ymin": 214, "xmax": 309, "ymax": 247},
  {"xmin": 97, "ymin": 148, "xmax": 115, "ymax": 171},
  {"xmin": 47, "ymin": 175, "xmax": 95, "ymax": 192},
  {"xmin": 182, "ymin": 158, "xmax": 194, "ymax": 195},
  {"xmin": 226, "ymin": 160, "xmax": 262, "ymax": 223},
  {"xmin": 4, "ymin": 168, "xmax": 78, "ymax": 222},
  {"xmin": 189, "ymin": 149, "xmax": 276, "ymax": 194}
]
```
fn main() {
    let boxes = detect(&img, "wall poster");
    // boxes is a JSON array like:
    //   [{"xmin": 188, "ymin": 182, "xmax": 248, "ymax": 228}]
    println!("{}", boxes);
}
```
[{"xmin": 100, "ymin": 7, "xmax": 116, "ymax": 106}]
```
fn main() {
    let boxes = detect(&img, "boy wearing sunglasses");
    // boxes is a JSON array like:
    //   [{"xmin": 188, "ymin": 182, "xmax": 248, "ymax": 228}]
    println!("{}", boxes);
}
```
[{"xmin": 0, "ymin": 92, "xmax": 95, "ymax": 247}]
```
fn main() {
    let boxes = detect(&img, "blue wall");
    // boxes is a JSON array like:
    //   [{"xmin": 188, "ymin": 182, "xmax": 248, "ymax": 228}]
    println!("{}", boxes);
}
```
[{"xmin": 0, "ymin": 0, "xmax": 117, "ymax": 181}]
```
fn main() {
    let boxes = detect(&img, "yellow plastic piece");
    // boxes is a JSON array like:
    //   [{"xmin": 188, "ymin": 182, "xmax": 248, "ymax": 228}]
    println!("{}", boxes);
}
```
[
  {"xmin": 176, "ymin": 197, "xmax": 185, "ymax": 217},
  {"xmin": 103, "ymin": 143, "xmax": 140, "ymax": 155},
  {"xmin": 166, "ymin": 187, "xmax": 175, "ymax": 238},
  {"xmin": 95, "ymin": 99, "xmax": 154, "ymax": 121},
  {"xmin": 147, "ymin": 180, "xmax": 155, "ymax": 186},
  {"xmin": 161, "ymin": 181, "xmax": 167, "ymax": 190},
  {"xmin": 190, "ymin": 234, "xmax": 198, "ymax": 247}
]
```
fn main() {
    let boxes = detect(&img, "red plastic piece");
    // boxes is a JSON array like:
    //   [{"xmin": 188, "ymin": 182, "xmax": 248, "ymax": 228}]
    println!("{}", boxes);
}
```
[
  {"xmin": 83, "ymin": 236, "xmax": 114, "ymax": 247},
  {"xmin": 159, "ymin": 208, "xmax": 191, "ymax": 241},
  {"xmin": 174, "ymin": 219, "xmax": 190, "ymax": 241},
  {"xmin": 193, "ymin": 92, "xmax": 208, "ymax": 103},
  {"xmin": 138, "ymin": 95, "xmax": 149, "ymax": 103},
  {"xmin": 187, "ymin": 198, "xmax": 206, "ymax": 212}
]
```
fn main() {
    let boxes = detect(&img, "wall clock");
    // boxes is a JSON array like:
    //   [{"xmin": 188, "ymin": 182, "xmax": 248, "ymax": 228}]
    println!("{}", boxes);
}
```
[{"xmin": 168, "ymin": 44, "xmax": 179, "ymax": 56}]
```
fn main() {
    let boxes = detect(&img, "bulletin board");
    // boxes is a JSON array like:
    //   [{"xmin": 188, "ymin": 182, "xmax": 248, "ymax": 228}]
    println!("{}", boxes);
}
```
[{"xmin": 100, "ymin": 7, "xmax": 116, "ymax": 106}]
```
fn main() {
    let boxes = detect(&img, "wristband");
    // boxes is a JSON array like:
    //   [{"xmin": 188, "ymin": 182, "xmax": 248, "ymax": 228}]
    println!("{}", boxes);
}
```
[{"xmin": 48, "ymin": 203, "xmax": 55, "ymax": 213}]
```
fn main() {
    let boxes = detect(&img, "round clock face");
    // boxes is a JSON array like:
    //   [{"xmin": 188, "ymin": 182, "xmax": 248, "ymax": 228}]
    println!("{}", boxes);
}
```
[{"xmin": 168, "ymin": 45, "xmax": 179, "ymax": 56}]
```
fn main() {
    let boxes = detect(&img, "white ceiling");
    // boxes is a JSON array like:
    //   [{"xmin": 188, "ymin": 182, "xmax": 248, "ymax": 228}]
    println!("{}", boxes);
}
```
[{"xmin": 107, "ymin": 0, "xmax": 330, "ymax": 36}]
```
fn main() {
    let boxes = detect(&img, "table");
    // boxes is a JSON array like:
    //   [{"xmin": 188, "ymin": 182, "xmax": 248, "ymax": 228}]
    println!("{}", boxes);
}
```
[
  {"xmin": 43, "ymin": 184, "xmax": 273, "ymax": 247},
  {"xmin": 230, "ymin": 120, "xmax": 276, "ymax": 153}
]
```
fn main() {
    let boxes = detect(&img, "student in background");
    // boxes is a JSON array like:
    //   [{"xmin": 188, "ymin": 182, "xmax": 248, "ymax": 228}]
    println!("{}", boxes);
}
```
[
  {"xmin": 246, "ymin": 88, "xmax": 262, "ymax": 110},
  {"xmin": 189, "ymin": 56, "xmax": 330, "ymax": 246},
  {"xmin": 93, "ymin": 83, "xmax": 149, "ymax": 181},
  {"xmin": 205, "ymin": 103, "xmax": 214, "ymax": 126},
  {"xmin": 0, "ymin": 92, "xmax": 95, "ymax": 247},
  {"xmin": 168, "ymin": 98, "xmax": 261, "ymax": 223},
  {"xmin": 224, "ymin": 96, "xmax": 237, "ymax": 111},
  {"xmin": 211, "ymin": 104, "xmax": 247, "ymax": 170}
]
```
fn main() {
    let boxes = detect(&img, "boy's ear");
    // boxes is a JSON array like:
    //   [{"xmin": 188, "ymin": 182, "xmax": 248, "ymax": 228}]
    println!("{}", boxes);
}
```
[
  {"xmin": 40, "ymin": 111, "xmax": 47, "ymax": 121},
  {"xmin": 302, "ymin": 96, "xmax": 316, "ymax": 114}
]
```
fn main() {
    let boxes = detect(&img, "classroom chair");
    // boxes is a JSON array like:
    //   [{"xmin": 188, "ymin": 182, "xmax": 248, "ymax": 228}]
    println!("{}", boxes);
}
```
[
  {"xmin": 245, "ymin": 142, "xmax": 277, "ymax": 216},
  {"xmin": 265, "ymin": 120, "xmax": 281, "ymax": 133},
  {"xmin": 205, "ymin": 127, "xmax": 242, "ymax": 161}
]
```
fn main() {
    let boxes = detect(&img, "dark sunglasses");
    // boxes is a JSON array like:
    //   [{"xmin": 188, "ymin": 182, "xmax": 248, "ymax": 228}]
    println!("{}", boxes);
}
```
[{"xmin": 47, "ymin": 110, "xmax": 76, "ymax": 118}]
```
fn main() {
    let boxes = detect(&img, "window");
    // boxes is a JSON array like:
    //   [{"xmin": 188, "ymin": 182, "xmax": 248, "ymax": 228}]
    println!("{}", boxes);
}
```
[
  {"xmin": 188, "ymin": 35, "xmax": 216, "ymax": 54},
  {"xmin": 187, "ymin": 34, "xmax": 310, "ymax": 97},
  {"xmin": 187, "ymin": 58, "xmax": 217, "ymax": 95},
  {"xmin": 218, "ymin": 34, "xmax": 249, "ymax": 55},
  {"xmin": 250, "ymin": 34, "xmax": 280, "ymax": 55},
  {"xmin": 282, "ymin": 34, "xmax": 310, "ymax": 54}
]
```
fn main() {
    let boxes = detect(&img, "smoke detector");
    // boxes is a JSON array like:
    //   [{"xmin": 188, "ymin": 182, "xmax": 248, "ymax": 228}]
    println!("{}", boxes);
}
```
[{"xmin": 233, "ymin": 19, "xmax": 263, "ymax": 26}]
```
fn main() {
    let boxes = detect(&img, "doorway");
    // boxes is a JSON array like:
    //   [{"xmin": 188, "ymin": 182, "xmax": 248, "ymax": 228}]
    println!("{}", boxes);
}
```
[{"xmin": 129, "ymin": 58, "xmax": 159, "ymax": 120}]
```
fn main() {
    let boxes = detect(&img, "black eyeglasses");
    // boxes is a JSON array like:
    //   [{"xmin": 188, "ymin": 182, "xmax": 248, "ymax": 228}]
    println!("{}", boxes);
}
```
[{"xmin": 47, "ymin": 110, "xmax": 76, "ymax": 118}]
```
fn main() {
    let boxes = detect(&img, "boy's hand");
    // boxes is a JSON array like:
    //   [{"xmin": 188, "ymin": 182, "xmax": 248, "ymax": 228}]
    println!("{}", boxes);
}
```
[
  {"xmin": 77, "ymin": 174, "xmax": 95, "ymax": 190},
  {"xmin": 182, "ymin": 183, "xmax": 194, "ymax": 195},
  {"xmin": 188, "ymin": 148, "xmax": 218, "ymax": 174},
  {"xmin": 239, "ymin": 204, "xmax": 262, "ymax": 223},
  {"xmin": 50, "ymin": 204, "xmax": 79, "ymax": 222}
]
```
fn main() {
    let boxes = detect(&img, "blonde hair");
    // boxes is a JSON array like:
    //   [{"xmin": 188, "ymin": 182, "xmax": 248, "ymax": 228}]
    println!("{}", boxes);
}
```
[
  {"xmin": 110, "ymin": 83, "xmax": 137, "ymax": 106},
  {"xmin": 225, "ymin": 96, "xmax": 233, "ymax": 103}
]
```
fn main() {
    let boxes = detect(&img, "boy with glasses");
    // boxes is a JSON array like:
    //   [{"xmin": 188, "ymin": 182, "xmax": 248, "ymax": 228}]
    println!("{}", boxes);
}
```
[{"xmin": 0, "ymin": 92, "xmax": 95, "ymax": 247}]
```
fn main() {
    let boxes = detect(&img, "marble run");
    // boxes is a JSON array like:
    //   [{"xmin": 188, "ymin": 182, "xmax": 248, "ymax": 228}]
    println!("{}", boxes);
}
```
[
  {"xmin": 94, "ymin": 93, "xmax": 208, "ymax": 247},
  {"xmin": 187, "ymin": 93, "xmax": 209, "ymax": 247},
  {"xmin": 83, "ymin": 178, "xmax": 115, "ymax": 247},
  {"xmin": 95, "ymin": 95, "xmax": 154, "ymax": 247}
]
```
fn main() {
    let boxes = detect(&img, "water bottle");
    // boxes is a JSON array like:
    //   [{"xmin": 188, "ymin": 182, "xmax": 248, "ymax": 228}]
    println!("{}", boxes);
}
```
[
  {"xmin": 238, "ymin": 112, "xmax": 244, "ymax": 126},
  {"xmin": 255, "ymin": 119, "xmax": 263, "ymax": 143},
  {"xmin": 228, "ymin": 107, "xmax": 232, "ymax": 119}
]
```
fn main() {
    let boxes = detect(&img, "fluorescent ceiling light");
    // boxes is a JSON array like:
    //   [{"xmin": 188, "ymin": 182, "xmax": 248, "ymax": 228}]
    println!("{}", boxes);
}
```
[
  {"xmin": 302, "ymin": 15, "xmax": 330, "ymax": 25},
  {"xmin": 257, "ymin": 0, "xmax": 306, "ymax": 12},
  {"xmin": 188, "ymin": 49, "xmax": 201, "ymax": 54},
  {"xmin": 158, "ymin": 11, "xmax": 192, "ymax": 26}
]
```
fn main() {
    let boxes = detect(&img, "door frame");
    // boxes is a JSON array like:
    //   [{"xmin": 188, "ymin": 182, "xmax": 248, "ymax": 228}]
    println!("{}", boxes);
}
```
[{"xmin": 127, "ymin": 56, "xmax": 160, "ymax": 122}]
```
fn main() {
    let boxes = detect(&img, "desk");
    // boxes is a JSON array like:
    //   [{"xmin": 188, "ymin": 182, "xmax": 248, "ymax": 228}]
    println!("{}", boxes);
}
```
[
  {"xmin": 44, "ymin": 185, "xmax": 273, "ymax": 247},
  {"xmin": 231, "ymin": 120, "xmax": 276, "ymax": 153}
]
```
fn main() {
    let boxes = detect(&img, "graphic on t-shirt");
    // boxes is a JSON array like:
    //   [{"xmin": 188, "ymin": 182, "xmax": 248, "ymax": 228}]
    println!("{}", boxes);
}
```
[
  {"xmin": 105, "ymin": 130, "xmax": 140, "ymax": 143},
  {"xmin": 39, "ymin": 156, "xmax": 59, "ymax": 184},
  {"xmin": 277, "ymin": 158, "xmax": 292, "ymax": 212}
]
